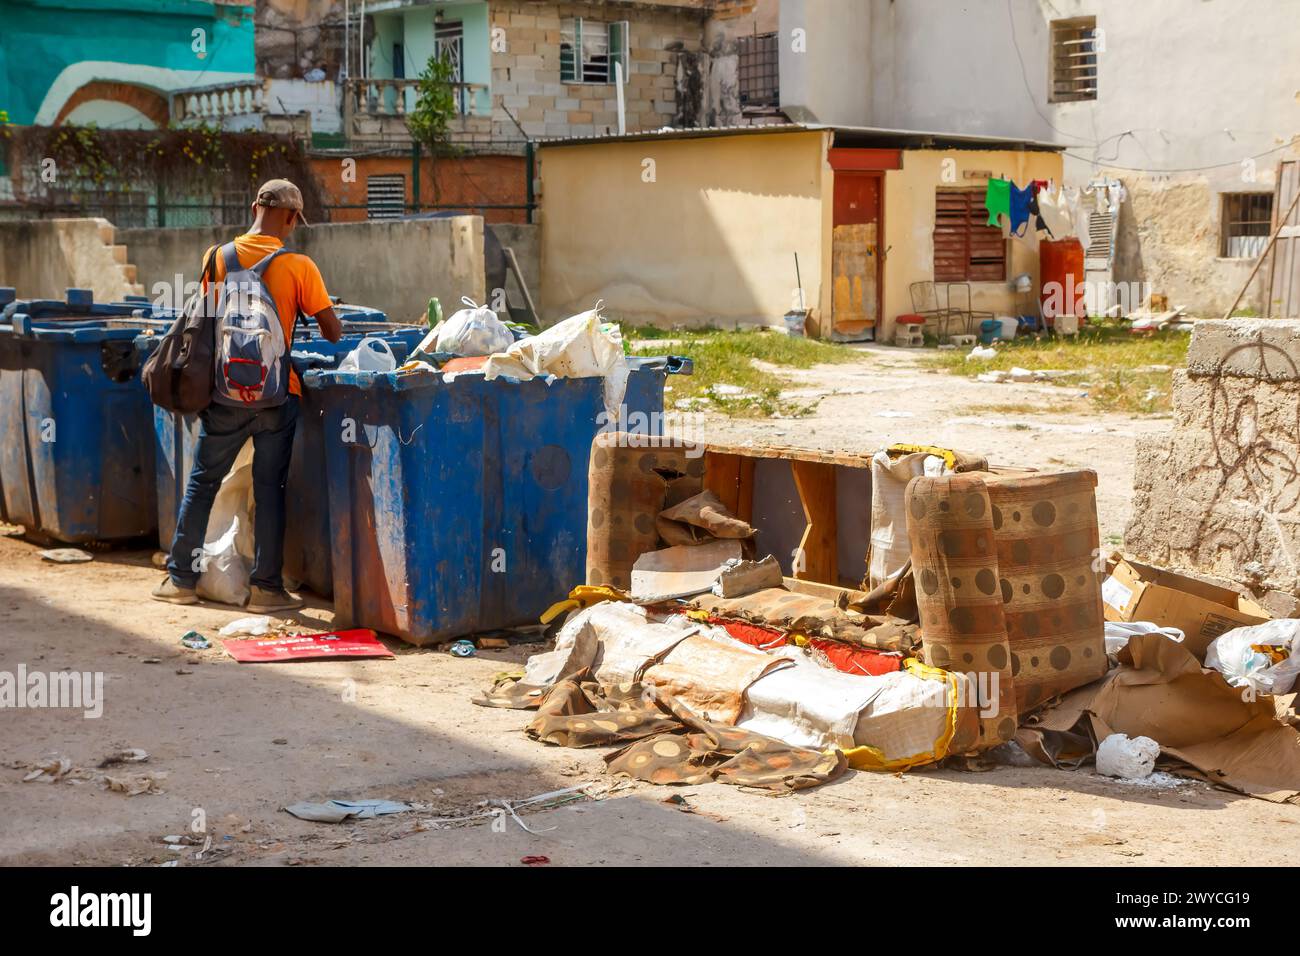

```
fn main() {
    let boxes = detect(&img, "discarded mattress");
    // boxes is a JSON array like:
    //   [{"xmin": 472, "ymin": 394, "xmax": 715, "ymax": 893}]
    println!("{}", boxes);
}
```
[{"xmin": 906, "ymin": 469, "xmax": 1108, "ymax": 751}]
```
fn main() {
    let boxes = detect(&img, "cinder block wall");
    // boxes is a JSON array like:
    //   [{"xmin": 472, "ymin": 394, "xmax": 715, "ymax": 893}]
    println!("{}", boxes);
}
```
[{"xmin": 1125, "ymin": 319, "xmax": 1300, "ymax": 597}]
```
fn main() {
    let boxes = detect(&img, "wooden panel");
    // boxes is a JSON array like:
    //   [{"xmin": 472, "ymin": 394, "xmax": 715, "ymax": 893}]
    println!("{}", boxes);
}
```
[
  {"xmin": 791, "ymin": 459, "xmax": 837, "ymax": 584},
  {"xmin": 1267, "ymin": 160, "xmax": 1300, "ymax": 318},
  {"xmin": 703, "ymin": 451, "xmax": 755, "ymax": 523},
  {"xmin": 828, "ymin": 147, "xmax": 902, "ymax": 171},
  {"xmin": 832, "ymin": 222, "xmax": 877, "ymax": 335},
  {"xmin": 833, "ymin": 170, "xmax": 880, "ymax": 226}
]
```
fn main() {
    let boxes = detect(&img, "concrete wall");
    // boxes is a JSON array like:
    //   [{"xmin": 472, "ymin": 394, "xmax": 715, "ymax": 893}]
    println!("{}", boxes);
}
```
[
  {"xmin": 779, "ymin": 0, "xmax": 871, "ymax": 125},
  {"xmin": 788, "ymin": 0, "xmax": 1300, "ymax": 316},
  {"xmin": 538, "ymin": 130, "xmax": 828, "ymax": 328},
  {"xmin": 0, "ymin": 218, "xmax": 141, "ymax": 301},
  {"xmin": 1127, "ymin": 319, "xmax": 1300, "ymax": 598},
  {"xmin": 117, "ymin": 216, "xmax": 485, "ymax": 325},
  {"xmin": 488, "ymin": 222, "xmax": 540, "ymax": 308},
  {"xmin": 879, "ymin": 149, "xmax": 1065, "ymax": 342}
]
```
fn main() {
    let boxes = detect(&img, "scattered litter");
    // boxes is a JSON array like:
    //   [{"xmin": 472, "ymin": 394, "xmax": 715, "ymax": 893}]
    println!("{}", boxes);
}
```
[
  {"xmin": 179, "ymin": 631, "xmax": 211, "ymax": 650},
  {"xmin": 141, "ymin": 658, "xmax": 161, "ymax": 664},
  {"xmin": 38, "ymin": 548, "xmax": 92, "ymax": 563},
  {"xmin": 218, "ymin": 615, "xmax": 274, "ymax": 638},
  {"xmin": 1098, "ymin": 770, "xmax": 1193, "ymax": 790},
  {"xmin": 521, "ymin": 855, "xmax": 551, "ymax": 866},
  {"xmin": 430, "ymin": 297, "xmax": 514, "ymax": 357},
  {"xmin": 966, "ymin": 345, "xmax": 998, "ymax": 361},
  {"xmin": 0, "ymin": 522, "xmax": 24, "ymax": 537},
  {"xmin": 338, "ymin": 336, "xmax": 397, "ymax": 372},
  {"xmin": 477, "ymin": 637, "xmax": 509, "ymax": 649},
  {"xmin": 98, "ymin": 748, "xmax": 148, "ymax": 768},
  {"xmin": 874, "ymin": 410, "xmax": 915, "ymax": 418},
  {"xmin": 14, "ymin": 754, "xmax": 167, "ymax": 795},
  {"xmin": 284, "ymin": 799, "xmax": 413, "ymax": 824},
  {"xmin": 712, "ymin": 555, "xmax": 784, "ymax": 599},
  {"xmin": 631, "ymin": 539, "xmax": 743, "ymax": 602},
  {"xmin": 1096, "ymin": 733, "xmax": 1161, "ymax": 780},
  {"xmin": 222, "ymin": 628, "xmax": 394, "ymax": 663},
  {"xmin": 450, "ymin": 639, "xmax": 477, "ymax": 658},
  {"xmin": 1206, "ymin": 619, "xmax": 1300, "ymax": 696}
]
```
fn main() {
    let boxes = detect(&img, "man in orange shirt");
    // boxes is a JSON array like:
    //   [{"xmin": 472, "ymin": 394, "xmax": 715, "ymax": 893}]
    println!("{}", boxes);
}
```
[{"xmin": 153, "ymin": 179, "xmax": 342, "ymax": 612}]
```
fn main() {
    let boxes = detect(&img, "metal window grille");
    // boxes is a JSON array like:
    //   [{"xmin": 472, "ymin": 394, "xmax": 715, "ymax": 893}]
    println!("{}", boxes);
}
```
[
  {"xmin": 934, "ymin": 189, "xmax": 1007, "ymax": 283},
  {"xmin": 1050, "ymin": 17, "xmax": 1098, "ymax": 102},
  {"xmin": 366, "ymin": 174, "xmax": 406, "ymax": 220},
  {"xmin": 1222, "ymin": 192, "xmax": 1274, "ymax": 258},
  {"xmin": 737, "ymin": 32, "xmax": 779, "ymax": 107}
]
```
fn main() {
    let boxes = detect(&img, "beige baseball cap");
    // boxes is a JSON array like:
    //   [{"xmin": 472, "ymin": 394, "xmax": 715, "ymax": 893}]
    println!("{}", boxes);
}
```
[{"xmin": 255, "ymin": 178, "xmax": 308, "ymax": 225}]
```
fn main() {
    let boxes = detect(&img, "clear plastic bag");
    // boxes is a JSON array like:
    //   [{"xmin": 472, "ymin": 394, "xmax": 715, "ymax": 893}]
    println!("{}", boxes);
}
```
[
  {"xmin": 338, "ymin": 336, "xmax": 397, "ymax": 372},
  {"xmin": 434, "ymin": 297, "xmax": 514, "ymax": 357}
]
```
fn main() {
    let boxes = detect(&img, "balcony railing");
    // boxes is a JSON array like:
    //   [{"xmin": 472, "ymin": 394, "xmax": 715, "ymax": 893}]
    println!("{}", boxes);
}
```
[
  {"xmin": 344, "ymin": 77, "xmax": 489, "ymax": 119},
  {"xmin": 171, "ymin": 80, "xmax": 267, "ymax": 125}
]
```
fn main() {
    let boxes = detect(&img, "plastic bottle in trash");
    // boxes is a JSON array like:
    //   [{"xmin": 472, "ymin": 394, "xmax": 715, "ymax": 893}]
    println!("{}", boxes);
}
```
[{"xmin": 426, "ymin": 297, "xmax": 443, "ymax": 329}]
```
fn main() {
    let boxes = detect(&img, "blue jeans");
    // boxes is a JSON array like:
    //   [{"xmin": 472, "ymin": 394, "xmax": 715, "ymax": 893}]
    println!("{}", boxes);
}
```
[{"xmin": 167, "ymin": 396, "xmax": 300, "ymax": 591}]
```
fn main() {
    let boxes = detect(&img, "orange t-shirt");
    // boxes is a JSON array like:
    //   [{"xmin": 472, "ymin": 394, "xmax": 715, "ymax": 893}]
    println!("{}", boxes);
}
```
[{"xmin": 201, "ymin": 234, "xmax": 332, "ymax": 396}]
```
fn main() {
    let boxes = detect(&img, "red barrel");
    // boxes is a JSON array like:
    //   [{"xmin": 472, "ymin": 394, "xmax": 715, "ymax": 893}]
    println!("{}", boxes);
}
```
[{"xmin": 1039, "ymin": 238, "xmax": 1086, "ymax": 321}]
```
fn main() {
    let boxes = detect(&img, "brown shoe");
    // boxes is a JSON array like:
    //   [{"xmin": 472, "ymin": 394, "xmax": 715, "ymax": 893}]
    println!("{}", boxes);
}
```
[
  {"xmin": 152, "ymin": 578, "xmax": 197, "ymax": 605},
  {"xmin": 246, "ymin": 586, "xmax": 304, "ymax": 613}
]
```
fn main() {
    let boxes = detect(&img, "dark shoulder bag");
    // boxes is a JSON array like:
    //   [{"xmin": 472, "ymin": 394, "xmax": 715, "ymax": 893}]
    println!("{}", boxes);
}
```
[{"xmin": 142, "ymin": 247, "xmax": 220, "ymax": 414}]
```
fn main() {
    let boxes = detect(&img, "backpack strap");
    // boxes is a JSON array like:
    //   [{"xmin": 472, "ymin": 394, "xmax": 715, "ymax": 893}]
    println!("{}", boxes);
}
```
[
  {"xmin": 250, "ymin": 247, "xmax": 288, "ymax": 278},
  {"xmin": 219, "ymin": 241, "xmax": 242, "ymax": 278}
]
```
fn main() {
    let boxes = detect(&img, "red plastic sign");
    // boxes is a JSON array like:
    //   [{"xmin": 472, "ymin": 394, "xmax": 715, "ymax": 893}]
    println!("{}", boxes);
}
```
[{"xmin": 222, "ymin": 628, "xmax": 394, "ymax": 663}]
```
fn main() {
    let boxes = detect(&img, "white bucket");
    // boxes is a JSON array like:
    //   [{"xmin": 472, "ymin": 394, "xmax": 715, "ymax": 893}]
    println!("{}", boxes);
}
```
[{"xmin": 998, "ymin": 316, "xmax": 1019, "ymax": 340}]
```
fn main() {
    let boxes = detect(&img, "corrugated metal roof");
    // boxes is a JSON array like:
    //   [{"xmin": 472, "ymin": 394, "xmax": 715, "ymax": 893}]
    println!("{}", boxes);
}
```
[{"xmin": 537, "ymin": 122, "xmax": 1064, "ymax": 152}]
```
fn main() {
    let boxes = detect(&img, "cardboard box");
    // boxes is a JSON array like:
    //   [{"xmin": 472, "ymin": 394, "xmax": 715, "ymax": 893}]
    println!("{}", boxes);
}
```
[{"xmin": 1102, "ymin": 558, "xmax": 1271, "ymax": 659}]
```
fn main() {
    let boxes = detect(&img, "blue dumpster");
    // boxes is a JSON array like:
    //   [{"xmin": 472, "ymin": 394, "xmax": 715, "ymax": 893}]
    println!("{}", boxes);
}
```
[
  {"xmin": 304, "ymin": 356, "xmax": 688, "ymax": 644},
  {"xmin": 0, "ymin": 293, "xmax": 173, "ymax": 543},
  {"xmin": 142, "ymin": 320, "xmax": 427, "ymax": 596}
]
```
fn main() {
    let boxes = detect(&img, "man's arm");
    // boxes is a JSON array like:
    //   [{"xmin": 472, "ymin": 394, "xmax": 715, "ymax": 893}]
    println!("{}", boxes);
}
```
[{"xmin": 313, "ymin": 305, "xmax": 343, "ymax": 343}]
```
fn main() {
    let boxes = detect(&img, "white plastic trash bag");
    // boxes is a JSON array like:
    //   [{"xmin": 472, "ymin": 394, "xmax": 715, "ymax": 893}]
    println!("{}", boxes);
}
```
[
  {"xmin": 482, "ymin": 306, "xmax": 630, "ymax": 417},
  {"xmin": 338, "ymin": 336, "xmax": 397, "ymax": 372},
  {"xmin": 1103, "ymin": 620, "xmax": 1185, "ymax": 657},
  {"xmin": 434, "ymin": 297, "xmax": 514, "ymax": 357},
  {"xmin": 1096, "ymin": 733, "xmax": 1160, "ymax": 780},
  {"xmin": 1205, "ymin": 619, "xmax": 1300, "ymax": 696},
  {"xmin": 196, "ymin": 440, "xmax": 255, "ymax": 607}
]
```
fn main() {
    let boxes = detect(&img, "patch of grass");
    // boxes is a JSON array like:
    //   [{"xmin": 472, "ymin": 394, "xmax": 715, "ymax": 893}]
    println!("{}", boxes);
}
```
[
  {"xmin": 925, "ymin": 319, "xmax": 1190, "ymax": 414},
  {"xmin": 626, "ymin": 327, "xmax": 866, "ymax": 418}
]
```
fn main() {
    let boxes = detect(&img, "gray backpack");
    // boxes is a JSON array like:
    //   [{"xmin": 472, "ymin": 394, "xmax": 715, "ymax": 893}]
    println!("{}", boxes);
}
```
[{"xmin": 212, "ymin": 242, "xmax": 294, "ymax": 408}]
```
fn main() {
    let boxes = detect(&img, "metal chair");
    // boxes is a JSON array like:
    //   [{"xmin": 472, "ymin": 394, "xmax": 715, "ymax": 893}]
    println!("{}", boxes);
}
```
[
  {"xmin": 944, "ymin": 282, "xmax": 995, "ymax": 336},
  {"xmin": 909, "ymin": 281, "xmax": 963, "ymax": 340}
]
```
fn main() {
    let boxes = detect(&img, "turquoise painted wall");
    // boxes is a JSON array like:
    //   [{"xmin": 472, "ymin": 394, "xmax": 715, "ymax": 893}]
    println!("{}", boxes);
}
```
[
  {"xmin": 1, "ymin": 0, "xmax": 255, "ymax": 126},
  {"xmin": 371, "ymin": 1, "xmax": 490, "ymax": 116}
]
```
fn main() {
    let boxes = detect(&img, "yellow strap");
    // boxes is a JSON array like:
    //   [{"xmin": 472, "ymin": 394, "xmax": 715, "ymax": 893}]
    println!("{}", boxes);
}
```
[
  {"xmin": 886, "ymin": 442, "xmax": 957, "ymax": 470},
  {"xmin": 538, "ymin": 584, "xmax": 632, "ymax": 624},
  {"xmin": 837, "ymin": 658, "xmax": 961, "ymax": 772}
]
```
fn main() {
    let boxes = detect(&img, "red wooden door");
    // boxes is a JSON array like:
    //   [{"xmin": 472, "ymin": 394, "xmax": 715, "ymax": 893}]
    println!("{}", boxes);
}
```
[{"xmin": 831, "ymin": 171, "xmax": 882, "ymax": 337}]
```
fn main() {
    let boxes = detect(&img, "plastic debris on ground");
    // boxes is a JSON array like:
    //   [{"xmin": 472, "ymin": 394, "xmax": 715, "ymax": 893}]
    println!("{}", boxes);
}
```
[
  {"xmin": 218, "ymin": 615, "xmax": 274, "ymax": 638},
  {"xmin": 179, "ymin": 630, "xmax": 212, "ymax": 650},
  {"xmin": 450, "ymin": 639, "xmax": 476, "ymax": 658},
  {"xmin": 38, "ymin": 548, "xmax": 93, "ymax": 563},
  {"xmin": 1096, "ymin": 732, "xmax": 1161, "ymax": 780},
  {"xmin": 284, "ymin": 799, "xmax": 413, "ymax": 824},
  {"xmin": 10, "ymin": 754, "xmax": 166, "ymax": 795}
]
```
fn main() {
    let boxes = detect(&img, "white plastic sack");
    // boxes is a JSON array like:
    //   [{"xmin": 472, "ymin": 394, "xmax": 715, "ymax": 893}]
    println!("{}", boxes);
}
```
[
  {"xmin": 482, "ymin": 307, "xmax": 630, "ymax": 417},
  {"xmin": 1104, "ymin": 620, "xmax": 1185, "ymax": 657},
  {"xmin": 196, "ymin": 440, "xmax": 255, "ymax": 606},
  {"xmin": 338, "ymin": 336, "xmax": 396, "ymax": 372},
  {"xmin": 868, "ymin": 450, "xmax": 946, "ymax": 589},
  {"xmin": 434, "ymin": 297, "xmax": 514, "ymax": 357},
  {"xmin": 1205, "ymin": 619, "xmax": 1300, "ymax": 696},
  {"xmin": 1096, "ymin": 733, "xmax": 1160, "ymax": 780},
  {"xmin": 218, "ymin": 615, "xmax": 273, "ymax": 637}
]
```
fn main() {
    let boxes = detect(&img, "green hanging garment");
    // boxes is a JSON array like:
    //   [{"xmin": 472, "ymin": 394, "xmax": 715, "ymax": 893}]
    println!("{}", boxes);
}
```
[{"xmin": 985, "ymin": 178, "xmax": 1011, "ymax": 227}]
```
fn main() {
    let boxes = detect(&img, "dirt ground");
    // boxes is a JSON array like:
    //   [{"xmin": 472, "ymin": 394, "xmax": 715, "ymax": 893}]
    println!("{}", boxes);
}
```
[
  {"xmin": 2, "ymin": 351, "xmax": 1294, "ymax": 868},
  {"xmin": 691, "ymin": 344, "xmax": 1170, "ymax": 544}
]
